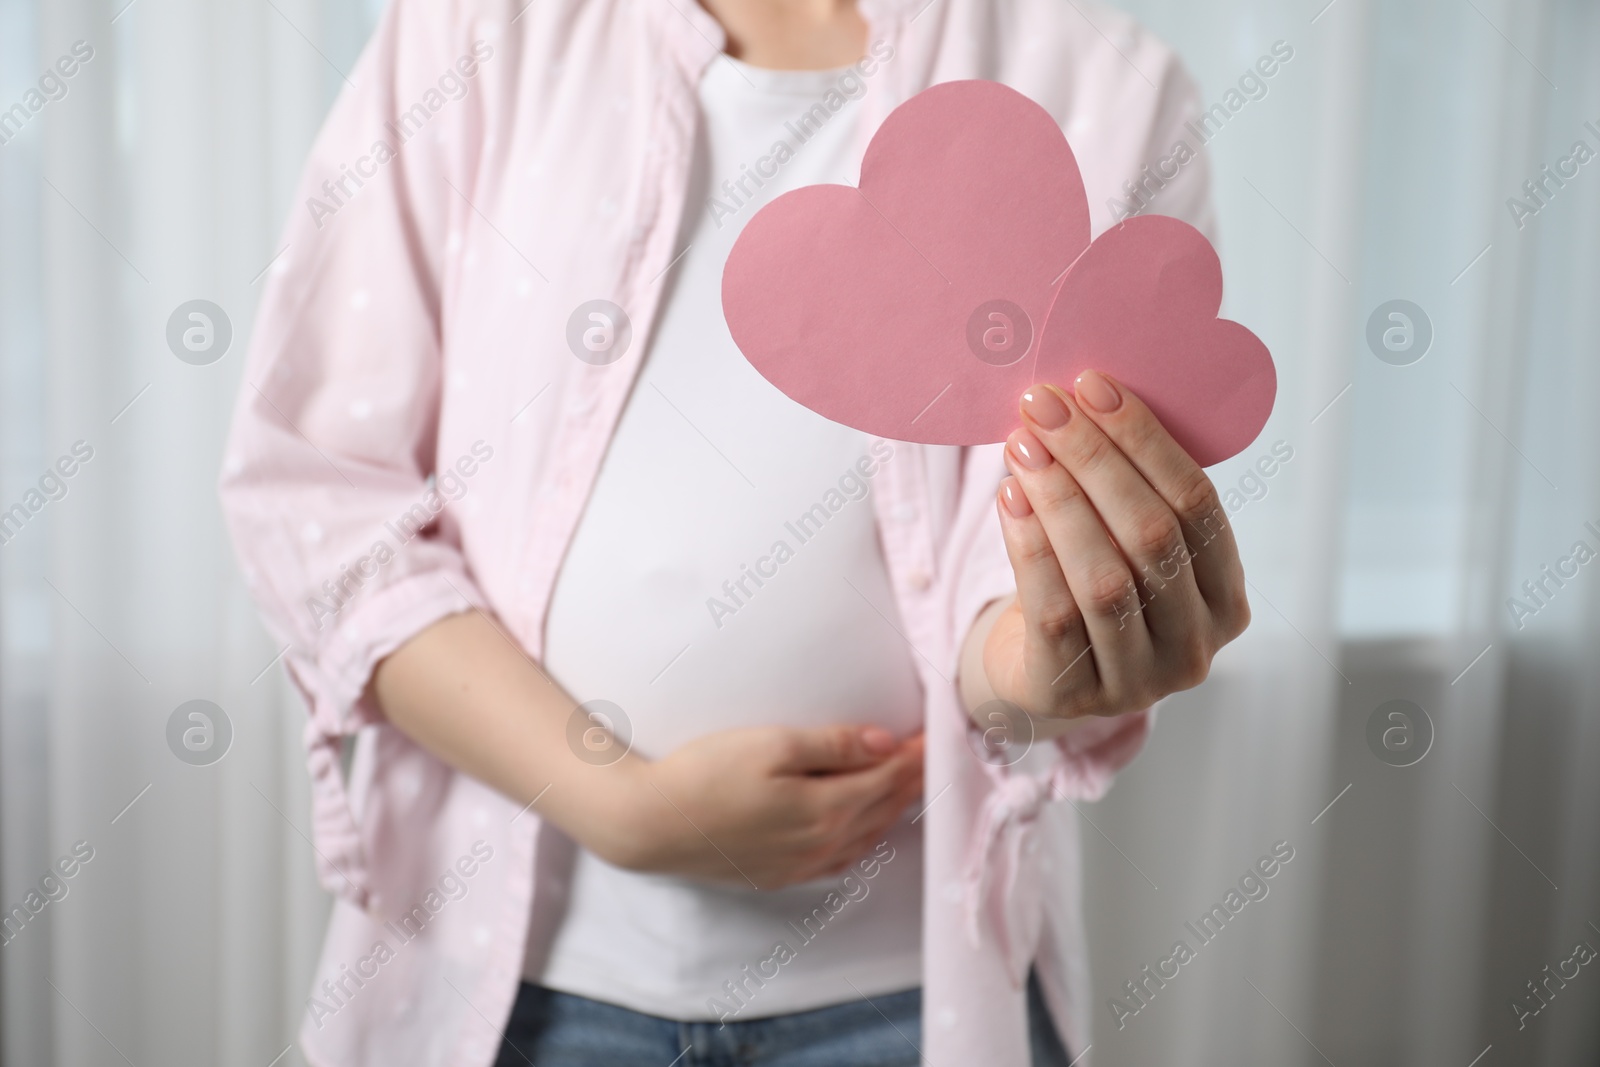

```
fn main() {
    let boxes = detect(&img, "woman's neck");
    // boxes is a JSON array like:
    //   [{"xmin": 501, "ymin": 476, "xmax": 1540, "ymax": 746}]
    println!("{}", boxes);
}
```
[{"xmin": 697, "ymin": 0, "xmax": 868, "ymax": 69}]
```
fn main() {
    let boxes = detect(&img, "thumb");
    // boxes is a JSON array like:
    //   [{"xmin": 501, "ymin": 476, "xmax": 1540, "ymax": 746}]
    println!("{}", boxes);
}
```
[{"xmin": 771, "ymin": 724, "xmax": 899, "ymax": 774}]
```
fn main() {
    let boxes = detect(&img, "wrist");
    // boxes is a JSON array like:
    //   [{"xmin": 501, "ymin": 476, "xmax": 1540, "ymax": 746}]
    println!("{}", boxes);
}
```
[
  {"xmin": 960, "ymin": 595, "xmax": 1015, "ymax": 714},
  {"xmin": 578, "ymin": 755, "xmax": 670, "ymax": 871},
  {"xmin": 975, "ymin": 602, "xmax": 1097, "ymax": 738}
]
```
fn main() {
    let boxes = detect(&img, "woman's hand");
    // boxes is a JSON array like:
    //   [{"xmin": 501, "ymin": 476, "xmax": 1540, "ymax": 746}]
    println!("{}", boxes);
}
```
[
  {"xmin": 597, "ymin": 725, "xmax": 924, "ymax": 889},
  {"xmin": 374, "ymin": 612, "xmax": 922, "ymax": 892},
  {"xmin": 979, "ymin": 370, "xmax": 1251, "ymax": 721}
]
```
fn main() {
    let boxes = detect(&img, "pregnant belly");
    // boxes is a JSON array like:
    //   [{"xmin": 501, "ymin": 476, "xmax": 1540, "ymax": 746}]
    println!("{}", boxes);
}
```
[{"xmin": 544, "ymin": 554, "xmax": 925, "ymax": 760}]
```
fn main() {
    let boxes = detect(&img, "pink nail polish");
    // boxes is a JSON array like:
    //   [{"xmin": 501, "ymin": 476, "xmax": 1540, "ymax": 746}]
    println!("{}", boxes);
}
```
[
  {"xmin": 1000, "ymin": 477, "xmax": 1033, "ymax": 517},
  {"xmin": 1006, "ymin": 428, "xmax": 1053, "ymax": 470},
  {"xmin": 1020, "ymin": 385, "xmax": 1071, "ymax": 430},
  {"xmin": 1074, "ymin": 370, "xmax": 1122, "ymax": 413}
]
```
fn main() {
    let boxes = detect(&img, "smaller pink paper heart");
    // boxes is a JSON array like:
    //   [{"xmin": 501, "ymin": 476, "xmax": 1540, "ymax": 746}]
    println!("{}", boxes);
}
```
[
  {"xmin": 1036, "ymin": 214, "xmax": 1275, "ymax": 468},
  {"xmin": 721, "ymin": 79, "xmax": 1276, "ymax": 466}
]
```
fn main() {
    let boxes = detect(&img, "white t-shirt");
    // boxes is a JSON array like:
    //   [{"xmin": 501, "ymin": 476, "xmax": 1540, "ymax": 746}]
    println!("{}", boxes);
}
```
[{"xmin": 525, "ymin": 56, "xmax": 926, "ymax": 1020}]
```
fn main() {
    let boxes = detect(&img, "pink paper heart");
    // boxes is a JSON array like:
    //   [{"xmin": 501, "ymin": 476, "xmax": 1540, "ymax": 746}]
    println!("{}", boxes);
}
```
[
  {"xmin": 721, "ymin": 79, "xmax": 1276, "ymax": 465},
  {"xmin": 1036, "ymin": 214, "xmax": 1276, "ymax": 467}
]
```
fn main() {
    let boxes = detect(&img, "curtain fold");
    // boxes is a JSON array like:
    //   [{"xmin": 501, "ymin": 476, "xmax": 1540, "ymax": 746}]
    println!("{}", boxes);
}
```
[
  {"xmin": 3, "ymin": 1, "xmax": 344, "ymax": 1064},
  {"xmin": 1085, "ymin": 0, "xmax": 1600, "ymax": 1064}
]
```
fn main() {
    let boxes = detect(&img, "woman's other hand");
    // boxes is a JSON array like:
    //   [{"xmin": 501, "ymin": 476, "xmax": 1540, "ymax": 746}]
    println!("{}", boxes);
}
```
[{"xmin": 598, "ymin": 725, "xmax": 923, "ymax": 889}]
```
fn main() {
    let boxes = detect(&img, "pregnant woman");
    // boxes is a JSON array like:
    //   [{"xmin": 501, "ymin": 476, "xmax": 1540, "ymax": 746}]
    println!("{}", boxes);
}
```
[{"xmin": 219, "ymin": 0, "xmax": 1247, "ymax": 1064}]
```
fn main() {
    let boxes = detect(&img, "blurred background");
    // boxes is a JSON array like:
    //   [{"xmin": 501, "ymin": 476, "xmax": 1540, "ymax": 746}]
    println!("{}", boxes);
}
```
[{"xmin": 1, "ymin": 0, "xmax": 1596, "ymax": 1064}]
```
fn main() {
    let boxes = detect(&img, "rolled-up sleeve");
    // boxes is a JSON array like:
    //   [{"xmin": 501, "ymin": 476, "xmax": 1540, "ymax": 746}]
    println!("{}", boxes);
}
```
[{"xmin": 218, "ymin": 0, "xmax": 488, "ymax": 901}]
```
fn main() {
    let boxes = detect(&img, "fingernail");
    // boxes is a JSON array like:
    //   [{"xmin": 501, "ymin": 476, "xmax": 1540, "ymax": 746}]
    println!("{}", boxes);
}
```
[
  {"xmin": 1006, "ymin": 428, "xmax": 1052, "ymax": 470},
  {"xmin": 999, "ymin": 476, "xmax": 1033, "ymax": 517},
  {"xmin": 1074, "ymin": 370, "xmax": 1122, "ymax": 413},
  {"xmin": 861, "ymin": 727, "xmax": 896, "ymax": 756},
  {"xmin": 1020, "ymin": 385, "xmax": 1071, "ymax": 430}
]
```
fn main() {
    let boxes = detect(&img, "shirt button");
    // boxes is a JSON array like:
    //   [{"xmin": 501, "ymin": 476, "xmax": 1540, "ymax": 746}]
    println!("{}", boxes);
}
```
[
  {"xmin": 892, "ymin": 503, "xmax": 916, "ymax": 524},
  {"xmin": 906, "ymin": 569, "xmax": 932, "ymax": 592},
  {"xmin": 569, "ymin": 391, "xmax": 598, "ymax": 414}
]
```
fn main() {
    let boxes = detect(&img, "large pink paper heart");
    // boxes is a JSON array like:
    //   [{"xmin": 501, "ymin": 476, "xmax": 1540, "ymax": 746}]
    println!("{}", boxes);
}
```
[{"xmin": 721, "ymin": 79, "xmax": 1276, "ymax": 467}]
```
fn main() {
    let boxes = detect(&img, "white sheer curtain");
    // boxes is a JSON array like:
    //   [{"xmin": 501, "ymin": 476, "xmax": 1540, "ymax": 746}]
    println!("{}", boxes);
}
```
[
  {"xmin": 1, "ymin": 1, "xmax": 374, "ymax": 1064},
  {"xmin": 1084, "ymin": 0, "xmax": 1600, "ymax": 1064},
  {"xmin": 1, "ymin": 0, "xmax": 1595, "ymax": 1065}
]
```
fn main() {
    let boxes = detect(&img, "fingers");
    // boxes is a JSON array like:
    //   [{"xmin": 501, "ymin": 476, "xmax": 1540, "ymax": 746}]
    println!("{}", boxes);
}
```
[
  {"xmin": 769, "ymin": 723, "xmax": 899, "ymax": 775},
  {"xmin": 641, "ymin": 727, "xmax": 917, "ymax": 889},
  {"xmin": 803, "ymin": 778, "xmax": 920, "ymax": 881},
  {"xmin": 760, "ymin": 733, "xmax": 918, "ymax": 885},
  {"xmin": 1002, "ymin": 426, "xmax": 1154, "ymax": 704},
  {"xmin": 803, "ymin": 733, "xmax": 923, "ymax": 820},
  {"xmin": 1018, "ymin": 383, "xmax": 1211, "ymax": 657},
  {"xmin": 856, "ymin": 747, "xmax": 924, "ymax": 823},
  {"xmin": 994, "ymin": 476, "xmax": 1099, "ymax": 698},
  {"xmin": 1070, "ymin": 370, "xmax": 1250, "ymax": 640}
]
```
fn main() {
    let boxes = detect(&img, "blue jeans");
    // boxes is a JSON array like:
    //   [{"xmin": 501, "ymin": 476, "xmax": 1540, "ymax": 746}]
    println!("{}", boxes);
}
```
[{"xmin": 494, "ymin": 971, "xmax": 1073, "ymax": 1067}]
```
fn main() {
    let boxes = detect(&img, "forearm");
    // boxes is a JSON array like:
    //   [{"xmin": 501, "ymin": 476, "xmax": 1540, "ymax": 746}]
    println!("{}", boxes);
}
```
[
  {"xmin": 370, "ymin": 608, "xmax": 925, "ymax": 888},
  {"xmin": 371, "ymin": 609, "xmax": 644, "ymax": 862}
]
